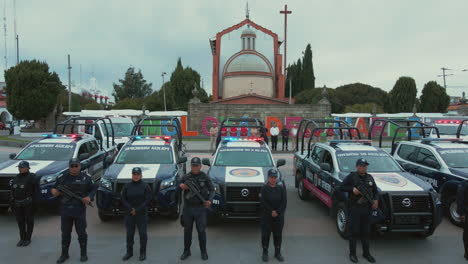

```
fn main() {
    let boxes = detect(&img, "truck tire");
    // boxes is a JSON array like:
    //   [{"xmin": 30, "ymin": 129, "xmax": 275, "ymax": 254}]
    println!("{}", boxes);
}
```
[
  {"xmin": 297, "ymin": 173, "xmax": 309, "ymax": 201},
  {"xmin": 446, "ymin": 195, "xmax": 463, "ymax": 227},
  {"xmin": 169, "ymin": 201, "xmax": 181, "ymax": 220},
  {"xmin": 417, "ymin": 230, "xmax": 434, "ymax": 239},
  {"xmin": 335, "ymin": 202, "xmax": 349, "ymax": 239},
  {"xmin": 98, "ymin": 211, "xmax": 112, "ymax": 222}
]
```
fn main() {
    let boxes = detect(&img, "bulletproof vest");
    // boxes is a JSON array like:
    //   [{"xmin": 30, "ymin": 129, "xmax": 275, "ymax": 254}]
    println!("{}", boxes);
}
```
[
  {"xmin": 350, "ymin": 172, "xmax": 374, "ymax": 206},
  {"xmin": 60, "ymin": 173, "xmax": 89, "ymax": 207},
  {"xmin": 185, "ymin": 173, "xmax": 210, "ymax": 205},
  {"xmin": 11, "ymin": 173, "xmax": 34, "ymax": 199}
]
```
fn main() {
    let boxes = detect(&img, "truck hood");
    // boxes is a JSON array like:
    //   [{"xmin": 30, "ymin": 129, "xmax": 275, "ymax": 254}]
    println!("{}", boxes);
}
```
[
  {"xmin": 208, "ymin": 166, "xmax": 278, "ymax": 184},
  {"xmin": 104, "ymin": 163, "xmax": 177, "ymax": 181}
]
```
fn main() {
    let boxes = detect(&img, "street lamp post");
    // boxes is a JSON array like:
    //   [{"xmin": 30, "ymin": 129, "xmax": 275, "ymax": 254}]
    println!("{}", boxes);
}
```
[{"xmin": 161, "ymin": 72, "xmax": 167, "ymax": 111}]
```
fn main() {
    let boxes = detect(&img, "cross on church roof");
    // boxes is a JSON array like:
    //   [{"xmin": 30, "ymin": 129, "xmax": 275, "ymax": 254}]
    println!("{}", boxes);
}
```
[{"xmin": 245, "ymin": 2, "xmax": 250, "ymax": 19}]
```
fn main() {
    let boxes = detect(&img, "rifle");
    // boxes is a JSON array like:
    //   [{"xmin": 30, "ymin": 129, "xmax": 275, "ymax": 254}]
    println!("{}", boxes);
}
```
[
  {"xmin": 57, "ymin": 185, "xmax": 94, "ymax": 207},
  {"xmin": 185, "ymin": 178, "xmax": 208, "ymax": 205},
  {"xmin": 353, "ymin": 174, "xmax": 376, "ymax": 206}
]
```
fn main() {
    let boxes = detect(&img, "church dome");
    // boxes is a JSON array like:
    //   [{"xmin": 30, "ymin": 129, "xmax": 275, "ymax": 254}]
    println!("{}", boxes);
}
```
[
  {"xmin": 225, "ymin": 53, "xmax": 271, "ymax": 73},
  {"xmin": 241, "ymin": 27, "xmax": 256, "ymax": 37}
]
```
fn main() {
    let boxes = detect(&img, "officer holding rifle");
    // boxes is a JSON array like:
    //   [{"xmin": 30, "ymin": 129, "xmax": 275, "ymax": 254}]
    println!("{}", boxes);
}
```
[
  {"xmin": 51, "ymin": 158, "xmax": 96, "ymax": 263},
  {"xmin": 178, "ymin": 157, "xmax": 215, "ymax": 261},
  {"xmin": 337, "ymin": 158, "xmax": 377, "ymax": 263}
]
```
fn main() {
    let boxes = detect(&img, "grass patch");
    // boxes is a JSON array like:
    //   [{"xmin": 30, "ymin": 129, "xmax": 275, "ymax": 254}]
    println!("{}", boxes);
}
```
[{"xmin": 0, "ymin": 136, "xmax": 32, "ymax": 142}]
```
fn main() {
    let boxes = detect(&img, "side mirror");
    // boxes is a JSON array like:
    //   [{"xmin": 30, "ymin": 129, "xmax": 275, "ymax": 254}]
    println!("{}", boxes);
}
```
[
  {"xmin": 178, "ymin": 156, "xmax": 188, "ymax": 164},
  {"xmin": 424, "ymin": 159, "xmax": 440, "ymax": 170},
  {"xmin": 276, "ymin": 159, "xmax": 286, "ymax": 168},
  {"xmin": 105, "ymin": 156, "xmax": 114, "ymax": 166},
  {"xmin": 320, "ymin": 163, "xmax": 332, "ymax": 172},
  {"xmin": 202, "ymin": 158, "xmax": 211, "ymax": 166},
  {"xmin": 81, "ymin": 160, "xmax": 90, "ymax": 170},
  {"xmin": 79, "ymin": 153, "xmax": 90, "ymax": 161},
  {"xmin": 9, "ymin": 153, "xmax": 16, "ymax": 159}
]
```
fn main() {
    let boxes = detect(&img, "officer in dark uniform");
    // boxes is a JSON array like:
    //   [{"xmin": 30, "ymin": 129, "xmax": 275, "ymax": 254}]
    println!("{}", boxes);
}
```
[
  {"xmin": 456, "ymin": 180, "xmax": 468, "ymax": 260},
  {"xmin": 178, "ymin": 157, "xmax": 215, "ymax": 261},
  {"xmin": 51, "ymin": 158, "xmax": 96, "ymax": 263},
  {"xmin": 337, "ymin": 158, "xmax": 377, "ymax": 263},
  {"xmin": 260, "ymin": 169, "xmax": 287, "ymax": 262},
  {"xmin": 121, "ymin": 167, "xmax": 152, "ymax": 261},
  {"xmin": 280, "ymin": 127, "xmax": 290, "ymax": 151},
  {"xmin": 10, "ymin": 161, "xmax": 36, "ymax": 247}
]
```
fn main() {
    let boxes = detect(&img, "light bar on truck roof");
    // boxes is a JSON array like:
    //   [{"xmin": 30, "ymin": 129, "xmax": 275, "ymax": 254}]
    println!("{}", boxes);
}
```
[
  {"xmin": 436, "ymin": 119, "xmax": 462, "ymax": 124},
  {"xmin": 421, "ymin": 138, "xmax": 461, "ymax": 144},
  {"xmin": 329, "ymin": 140, "xmax": 372, "ymax": 146},
  {"xmin": 132, "ymin": 135, "xmax": 171, "ymax": 141},
  {"xmin": 42, "ymin": 134, "xmax": 84, "ymax": 139},
  {"xmin": 223, "ymin": 137, "xmax": 264, "ymax": 142}
]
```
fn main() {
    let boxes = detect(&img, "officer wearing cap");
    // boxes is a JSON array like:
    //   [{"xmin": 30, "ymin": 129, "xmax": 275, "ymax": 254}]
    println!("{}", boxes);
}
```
[
  {"xmin": 337, "ymin": 158, "xmax": 378, "ymax": 263},
  {"xmin": 178, "ymin": 157, "xmax": 215, "ymax": 261},
  {"xmin": 260, "ymin": 169, "xmax": 287, "ymax": 262},
  {"xmin": 51, "ymin": 158, "xmax": 96, "ymax": 263},
  {"xmin": 10, "ymin": 161, "xmax": 37, "ymax": 247},
  {"xmin": 121, "ymin": 167, "xmax": 152, "ymax": 261}
]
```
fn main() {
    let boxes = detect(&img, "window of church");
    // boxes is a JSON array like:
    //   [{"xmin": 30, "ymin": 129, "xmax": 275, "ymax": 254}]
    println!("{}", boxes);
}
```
[
  {"xmin": 253, "ymin": 38, "xmax": 255, "ymax": 50},
  {"xmin": 247, "ymin": 38, "xmax": 250, "ymax": 50}
]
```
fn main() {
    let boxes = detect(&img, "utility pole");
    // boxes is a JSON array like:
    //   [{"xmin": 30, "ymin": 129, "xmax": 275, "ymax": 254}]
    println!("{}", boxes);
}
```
[
  {"xmin": 67, "ymin": 55, "xmax": 72, "ymax": 112},
  {"xmin": 3, "ymin": 0, "xmax": 7, "ymax": 70},
  {"xmin": 438, "ymin": 67, "xmax": 453, "ymax": 89},
  {"xmin": 289, "ymin": 72, "xmax": 292, "ymax": 104},
  {"xmin": 161, "ymin": 72, "xmax": 167, "ymax": 111},
  {"xmin": 15, "ymin": 34, "xmax": 18, "ymax": 64},
  {"xmin": 280, "ymin": 5, "xmax": 292, "ymax": 96}
]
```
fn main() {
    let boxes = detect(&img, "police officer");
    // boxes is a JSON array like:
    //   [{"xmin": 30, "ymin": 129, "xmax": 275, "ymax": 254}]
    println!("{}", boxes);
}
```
[
  {"xmin": 280, "ymin": 126, "xmax": 290, "ymax": 151},
  {"xmin": 10, "ymin": 161, "xmax": 36, "ymax": 247},
  {"xmin": 121, "ymin": 167, "xmax": 152, "ymax": 261},
  {"xmin": 456, "ymin": 180, "xmax": 468, "ymax": 260},
  {"xmin": 337, "ymin": 158, "xmax": 377, "ymax": 263},
  {"xmin": 260, "ymin": 169, "xmax": 287, "ymax": 262},
  {"xmin": 51, "ymin": 158, "xmax": 96, "ymax": 263},
  {"xmin": 178, "ymin": 157, "xmax": 215, "ymax": 261}
]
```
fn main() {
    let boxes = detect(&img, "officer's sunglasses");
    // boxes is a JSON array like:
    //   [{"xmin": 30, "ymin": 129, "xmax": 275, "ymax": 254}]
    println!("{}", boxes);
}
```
[{"xmin": 70, "ymin": 164, "xmax": 80, "ymax": 168}]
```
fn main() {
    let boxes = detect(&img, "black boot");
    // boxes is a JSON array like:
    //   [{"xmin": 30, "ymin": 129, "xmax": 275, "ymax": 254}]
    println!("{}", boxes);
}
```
[
  {"xmin": 80, "ymin": 243, "xmax": 88, "ymax": 262},
  {"xmin": 122, "ymin": 247, "xmax": 133, "ymax": 261},
  {"xmin": 139, "ymin": 247, "xmax": 146, "ymax": 261},
  {"xmin": 56, "ymin": 246, "xmax": 69, "ymax": 264},
  {"xmin": 363, "ymin": 253, "xmax": 376, "ymax": 263},
  {"xmin": 180, "ymin": 249, "xmax": 191, "ymax": 260},
  {"xmin": 16, "ymin": 240, "xmax": 24, "ymax": 247},
  {"xmin": 274, "ymin": 247, "xmax": 284, "ymax": 262},
  {"xmin": 201, "ymin": 251, "xmax": 208, "ymax": 261},
  {"xmin": 262, "ymin": 248, "xmax": 268, "ymax": 262}
]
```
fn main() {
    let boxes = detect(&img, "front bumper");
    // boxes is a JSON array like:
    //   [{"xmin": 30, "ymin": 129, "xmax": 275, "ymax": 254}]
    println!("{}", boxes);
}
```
[{"xmin": 210, "ymin": 184, "xmax": 266, "ymax": 219}]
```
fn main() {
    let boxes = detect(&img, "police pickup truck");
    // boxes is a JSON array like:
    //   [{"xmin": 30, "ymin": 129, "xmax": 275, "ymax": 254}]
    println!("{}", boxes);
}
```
[
  {"xmin": 203, "ymin": 118, "xmax": 286, "ymax": 220},
  {"xmin": 0, "ymin": 117, "xmax": 116, "ymax": 212},
  {"xmin": 96, "ymin": 117, "xmax": 187, "ymax": 221},
  {"xmin": 294, "ymin": 119, "xmax": 442, "ymax": 238}
]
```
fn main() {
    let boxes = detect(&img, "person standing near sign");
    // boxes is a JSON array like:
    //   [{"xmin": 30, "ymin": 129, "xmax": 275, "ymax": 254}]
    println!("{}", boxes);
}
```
[
  {"xmin": 337, "ymin": 158, "xmax": 377, "ymax": 263},
  {"xmin": 178, "ymin": 157, "xmax": 215, "ymax": 261},
  {"xmin": 270, "ymin": 122, "xmax": 279, "ymax": 151},
  {"xmin": 209, "ymin": 123, "xmax": 219, "ymax": 151}
]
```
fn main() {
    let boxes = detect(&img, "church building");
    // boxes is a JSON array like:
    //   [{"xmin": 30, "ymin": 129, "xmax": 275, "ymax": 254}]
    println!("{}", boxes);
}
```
[{"xmin": 209, "ymin": 11, "xmax": 288, "ymax": 104}]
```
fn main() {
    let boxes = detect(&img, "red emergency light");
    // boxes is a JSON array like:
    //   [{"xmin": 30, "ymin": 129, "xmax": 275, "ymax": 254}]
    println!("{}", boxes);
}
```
[{"xmin": 437, "ymin": 119, "xmax": 461, "ymax": 124}]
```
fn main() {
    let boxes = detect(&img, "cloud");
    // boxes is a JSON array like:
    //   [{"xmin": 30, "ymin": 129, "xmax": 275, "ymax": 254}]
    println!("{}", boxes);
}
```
[{"xmin": 1, "ymin": 0, "xmax": 466, "ymax": 99}]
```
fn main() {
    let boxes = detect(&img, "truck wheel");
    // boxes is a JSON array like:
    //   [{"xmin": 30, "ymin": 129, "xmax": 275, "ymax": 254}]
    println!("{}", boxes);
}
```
[
  {"xmin": 335, "ymin": 202, "xmax": 349, "ymax": 239},
  {"xmin": 169, "ymin": 201, "xmax": 181, "ymax": 220},
  {"xmin": 447, "ymin": 196, "xmax": 463, "ymax": 227},
  {"xmin": 98, "ymin": 211, "xmax": 112, "ymax": 222},
  {"xmin": 297, "ymin": 173, "xmax": 309, "ymax": 200},
  {"xmin": 417, "ymin": 231, "xmax": 434, "ymax": 239}
]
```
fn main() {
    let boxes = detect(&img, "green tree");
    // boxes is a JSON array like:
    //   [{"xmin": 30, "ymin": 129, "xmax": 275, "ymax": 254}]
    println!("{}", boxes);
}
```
[
  {"xmin": 112, "ymin": 67, "xmax": 152, "ymax": 102},
  {"xmin": 302, "ymin": 44, "xmax": 315, "ymax": 90},
  {"xmin": 344, "ymin": 103, "xmax": 384, "ymax": 113},
  {"xmin": 4, "ymin": 60, "xmax": 64, "ymax": 125},
  {"xmin": 83, "ymin": 101, "xmax": 102, "ymax": 110},
  {"xmin": 112, "ymin": 98, "xmax": 145, "ymax": 110},
  {"xmin": 295, "ymin": 87, "xmax": 344, "ymax": 113},
  {"xmin": 388, "ymin": 77, "xmax": 418, "ymax": 113},
  {"xmin": 335, "ymin": 83, "xmax": 388, "ymax": 107},
  {"xmin": 419, "ymin": 81, "xmax": 450, "ymax": 112}
]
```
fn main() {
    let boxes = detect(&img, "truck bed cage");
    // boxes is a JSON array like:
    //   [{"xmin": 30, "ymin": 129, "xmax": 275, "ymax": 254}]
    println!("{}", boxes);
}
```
[
  {"xmin": 54, "ymin": 117, "xmax": 115, "ymax": 150},
  {"xmin": 456, "ymin": 119, "xmax": 468, "ymax": 139},
  {"xmin": 215, "ymin": 118, "xmax": 266, "ymax": 150},
  {"xmin": 296, "ymin": 119, "xmax": 361, "ymax": 155},
  {"xmin": 132, "ymin": 116, "xmax": 182, "ymax": 149},
  {"xmin": 367, "ymin": 118, "xmax": 440, "ymax": 154}
]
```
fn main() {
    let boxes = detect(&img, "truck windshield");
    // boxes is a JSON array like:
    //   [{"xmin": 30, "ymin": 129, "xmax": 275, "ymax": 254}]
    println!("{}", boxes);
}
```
[
  {"xmin": 438, "ymin": 149, "xmax": 468, "ymax": 168},
  {"xmin": 16, "ymin": 143, "xmax": 75, "ymax": 161},
  {"xmin": 116, "ymin": 145, "xmax": 173, "ymax": 164},
  {"xmin": 432, "ymin": 125, "xmax": 468, "ymax": 136},
  {"xmin": 215, "ymin": 148, "xmax": 273, "ymax": 167},
  {"xmin": 337, "ymin": 152, "xmax": 402, "ymax": 172},
  {"xmin": 102, "ymin": 123, "xmax": 134, "ymax": 137}
]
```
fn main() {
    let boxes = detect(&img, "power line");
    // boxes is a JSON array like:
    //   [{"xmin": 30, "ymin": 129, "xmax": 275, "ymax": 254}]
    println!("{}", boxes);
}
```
[{"xmin": 438, "ymin": 67, "xmax": 453, "ymax": 89}]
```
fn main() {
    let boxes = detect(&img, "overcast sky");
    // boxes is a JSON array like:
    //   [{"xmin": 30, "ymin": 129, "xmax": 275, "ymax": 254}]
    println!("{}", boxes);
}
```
[{"xmin": 2, "ymin": 0, "xmax": 467, "ymax": 99}]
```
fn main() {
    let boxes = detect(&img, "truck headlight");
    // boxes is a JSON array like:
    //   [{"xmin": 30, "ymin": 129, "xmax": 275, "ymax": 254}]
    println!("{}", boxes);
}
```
[
  {"xmin": 161, "ymin": 176, "xmax": 176, "ymax": 190},
  {"xmin": 100, "ymin": 178, "xmax": 112, "ymax": 190},
  {"xmin": 40, "ymin": 172, "xmax": 62, "ymax": 185}
]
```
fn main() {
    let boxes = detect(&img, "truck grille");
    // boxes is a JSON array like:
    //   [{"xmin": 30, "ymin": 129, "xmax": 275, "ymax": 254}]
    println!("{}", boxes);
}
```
[
  {"xmin": 391, "ymin": 195, "xmax": 431, "ymax": 213},
  {"xmin": 226, "ymin": 186, "xmax": 261, "ymax": 202}
]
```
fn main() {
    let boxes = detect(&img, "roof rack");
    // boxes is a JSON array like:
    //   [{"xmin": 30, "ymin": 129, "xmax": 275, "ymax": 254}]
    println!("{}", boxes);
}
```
[
  {"xmin": 456, "ymin": 119, "xmax": 468, "ymax": 139},
  {"xmin": 420, "ymin": 138, "xmax": 465, "ymax": 144},
  {"xmin": 368, "ymin": 118, "xmax": 439, "ymax": 154},
  {"xmin": 215, "ymin": 118, "xmax": 266, "ymax": 150},
  {"xmin": 54, "ymin": 117, "xmax": 115, "ymax": 150},
  {"xmin": 296, "ymin": 119, "xmax": 361, "ymax": 155},
  {"xmin": 132, "ymin": 117, "xmax": 182, "ymax": 150}
]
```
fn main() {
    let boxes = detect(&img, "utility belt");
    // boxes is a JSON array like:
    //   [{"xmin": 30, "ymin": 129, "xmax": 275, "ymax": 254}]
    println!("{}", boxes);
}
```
[{"xmin": 14, "ymin": 197, "xmax": 32, "ymax": 207}]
